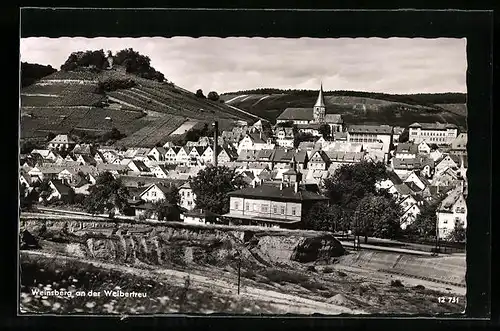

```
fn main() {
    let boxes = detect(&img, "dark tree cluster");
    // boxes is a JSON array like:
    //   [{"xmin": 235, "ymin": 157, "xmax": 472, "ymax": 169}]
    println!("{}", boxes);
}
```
[
  {"xmin": 83, "ymin": 172, "xmax": 129, "ymax": 216},
  {"xmin": 113, "ymin": 48, "xmax": 165, "ymax": 82},
  {"xmin": 60, "ymin": 50, "xmax": 108, "ymax": 72},
  {"xmin": 207, "ymin": 91, "xmax": 220, "ymax": 101},
  {"xmin": 71, "ymin": 128, "xmax": 125, "ymax": 145},
  {"xmin": 21, "ymin": 62, "xmax": 57, "ymax": 87},
  {"xmin": 305, "ymin": 161, "xmax": 402, "ymax": 241},
  {"xmin": 59, "ymin": 48, "xmax": 165, "ymax": 82},
  {"xmin": 293, "ymin": 132, "xmax": 315, "ymax": 148},
  {"xmin": 190, "ymin": 166, "xmax": 247, "ymax": 215}
]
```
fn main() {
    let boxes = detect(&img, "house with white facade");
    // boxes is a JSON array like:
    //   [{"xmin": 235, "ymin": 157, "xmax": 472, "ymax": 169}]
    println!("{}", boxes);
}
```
[
  {"xmin": 139, "ymin": 183, "xmax": 176, "ymax": 203},
  {"xmin": 346, "ymin": 124, "xmax": 393, "ymax": 155},
  {"xmin": 179, "ymin": 181, "xmax": 196, "ymax": 211},
  {"xmin": 436, "ymin": 187, "xmax": 467, "ymax": 240},
  {"xmin": 148, "ymin": 147, "xmax": 167, "ymax": 162},
  {"xmin": 48, "ymin": 134, "xmax": 76, "ymax": 150}
]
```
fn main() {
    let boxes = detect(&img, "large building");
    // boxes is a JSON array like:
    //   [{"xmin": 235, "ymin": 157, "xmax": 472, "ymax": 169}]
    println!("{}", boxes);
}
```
[
  {"xmin": 222, "ymin": 166, "xmax": 328, "ymax": 228},
  {"xmin": 275, "ymin": 83, "xmax": 344, "ymax": 133},
  {"xmin": 346, "ymin": 124, "xmax": 393, "ymax": 155},
  {"xmin": 408, "ymin": 122, "xmax": 459, "ymax": 145}
]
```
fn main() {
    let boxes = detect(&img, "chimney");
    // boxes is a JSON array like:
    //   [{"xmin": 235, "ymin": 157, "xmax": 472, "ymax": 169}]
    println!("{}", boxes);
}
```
[
  {"xmin": 294, "ymin": 181, "xmax": 299, "ymax": 193},
  {"xmin": 213, "ymin": 121, "xmax": 218, "ymax": 166}
]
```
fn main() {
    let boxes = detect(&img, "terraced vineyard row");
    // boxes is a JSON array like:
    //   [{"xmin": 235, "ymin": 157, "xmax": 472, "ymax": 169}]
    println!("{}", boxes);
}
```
[
  {"xmin": 22, "ymin": 93, "xmax": 105, "ymax": 107},
  {"xmin": 22, "ymin": 83, "xmax": 98, "ymax": 95},
  {"xmin": 115, "ymin": 116, "xmax": 187, "ymax": 147},
  {"xmin": 21, "ymin": 107, "xmax": 146, "ymax": 138},
  {"xmin": 137, "ymin": 85, "xmax": 243, "ymax": 121}
]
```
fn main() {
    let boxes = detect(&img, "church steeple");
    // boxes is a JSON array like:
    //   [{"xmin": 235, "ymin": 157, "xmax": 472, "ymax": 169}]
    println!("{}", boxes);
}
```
[
  {"xmin": 313, "ymin": 82, "xmax": 326, "ymax": 123},
  {"xmin": 314, "ymin": 82, "xmax": 326, "ymax": 108}
]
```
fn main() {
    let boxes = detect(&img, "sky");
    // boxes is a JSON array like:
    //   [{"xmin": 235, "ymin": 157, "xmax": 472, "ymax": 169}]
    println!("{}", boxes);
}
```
[{"xmin": 20, "ymin": 37, "xmax": 467, "ymax": 95}]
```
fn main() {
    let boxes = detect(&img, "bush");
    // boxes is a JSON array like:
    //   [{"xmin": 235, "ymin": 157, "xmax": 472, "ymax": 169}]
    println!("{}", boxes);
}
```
[
  {"xmin": 264, "ymin": 269, "xmax": 308, "ymax": 285},
  {"xmin": 390, "ymin": 279, "xmax": 404, "ymax": 287},
  {"xmin": 413, "ymin": 285, "xmax": 426, "ymax": 291},
  {"xmin": 306, "ymin": 265, "xmax": 317, "ymax": 273},
  {"xmin": 323, "ymin": 267, "xmax": 334, "ymax": 274},
  {"xmin": 337, "ymin": 271, "xmax": 347, "ymax": 277},
  {"xmin": 97, "ymin": 78, "xmax": 136, "ymax": 93}
]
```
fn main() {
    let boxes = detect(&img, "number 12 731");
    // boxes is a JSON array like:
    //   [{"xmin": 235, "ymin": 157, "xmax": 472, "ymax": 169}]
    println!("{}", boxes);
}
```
[{"xmin": 438, "ymin": 296, "xmax": 460, "ymax": 304}]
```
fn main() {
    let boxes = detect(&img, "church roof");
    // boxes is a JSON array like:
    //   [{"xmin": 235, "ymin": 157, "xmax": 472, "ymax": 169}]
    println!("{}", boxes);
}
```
[
  {"xmin": 276, "ymin": 108, "xmax": 314, "ymax": 121},
  {"xmin": 314, "ymin": 83, "xmax": 326, "ymax": 108}
]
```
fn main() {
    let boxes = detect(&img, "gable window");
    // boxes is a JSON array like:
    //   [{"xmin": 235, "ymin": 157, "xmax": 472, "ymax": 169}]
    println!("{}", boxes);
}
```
[
  {"xmin": 273, "ymin": 205, "xmax": 277, "ymax": 214},
  {"xmin": 245, "ymin": 202, "xmax": 250, "ymax": 211},
  {"xmin": 291, "ymin": 207, "xmax": 296, "ymax": 216},
  {"xmin": 280, "ymin": 206, "xmax": 285, "ymax": 215},
  {"xmin": 234, "ymin": 201, "xmax": 239, "ymax": 210}
]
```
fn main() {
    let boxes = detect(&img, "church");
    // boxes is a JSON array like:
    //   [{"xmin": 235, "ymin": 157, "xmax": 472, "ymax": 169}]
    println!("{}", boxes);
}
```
[{"xmin": 275, "ymin": 83, "xmax": 344, "ymax": 134}]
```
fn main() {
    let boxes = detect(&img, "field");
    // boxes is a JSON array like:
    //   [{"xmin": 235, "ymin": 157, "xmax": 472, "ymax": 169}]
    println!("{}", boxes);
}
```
[
  {"xmin": 115, "ymin": 116, "xmax": 188, "ymax": 147},
  {"xmin": 221, "ymin": 93, "xmax": 467, "ymax": 127},
  {"xmin": 20, "ymin": 68, "xmax": 259, "ymax": 146}
]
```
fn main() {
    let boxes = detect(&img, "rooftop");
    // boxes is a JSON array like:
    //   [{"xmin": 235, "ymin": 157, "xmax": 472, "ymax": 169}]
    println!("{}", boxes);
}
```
[
  {"xmin": 347, "ymin": 124, "xmax": 393, "ymax": 135},
  {"xmin": 228, "ymin": 184, "xmax": 328, "ymax": 202},
  {"xmin": 409, "ymin": 122, "xmax": 458, "ymax": 130}
]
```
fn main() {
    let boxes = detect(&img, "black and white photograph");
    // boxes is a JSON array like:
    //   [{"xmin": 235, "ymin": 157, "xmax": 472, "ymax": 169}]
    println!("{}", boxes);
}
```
[{"xmin": 18, "ymin": 12, "xmax": 471, "ymax": 316}]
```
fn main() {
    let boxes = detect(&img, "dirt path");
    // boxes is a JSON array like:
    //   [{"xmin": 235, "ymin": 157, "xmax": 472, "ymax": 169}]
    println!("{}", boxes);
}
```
[
  {"xmin": 334, "ymin": 264, "xmax": 466, "ymax": 296},
  {"xmin": 21, "ymin": 250, "xmax": 366, "ymax": 315}
]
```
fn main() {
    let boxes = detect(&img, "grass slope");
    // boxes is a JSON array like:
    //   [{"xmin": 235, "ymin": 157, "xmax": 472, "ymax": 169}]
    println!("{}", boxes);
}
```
[
  {"xmin": 221, "ymin": 93, "xmax": 467, "ymax": 128},
  {"xmin": 20, "ymin": 68, "xmax": 257, "ymax": 147}
]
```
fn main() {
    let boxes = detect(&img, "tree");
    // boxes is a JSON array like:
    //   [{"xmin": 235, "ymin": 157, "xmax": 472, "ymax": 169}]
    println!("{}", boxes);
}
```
[
  {"xmin": 303, "ymin": 203, "xmax": 343, "ymax": 232},
  {"xmin": 398, "ymin": 129, "xmax": 409, "ymax": 143},
  {"xmin": 113, "ymin": 48, "xmax": 165, "ymax": 82},
  {"xmin": 447, "ymin": 223, "xmax": 466, "ymax": 242},
  {"xmin": 195, "ymin": 89, "xmax": 206, "ymax": 98},
  {"xmin": 324, "ymin": 161, "xmax": 387, "ymax": 215},
  {"xmin": 318, "ymin": 124, "xmax": 331, "ymax": 139},
  {"xmin": 60, "ymin": 50, "xmax": 108, "ymax": 71},
  {"xmin": 46, "ymin": 132, "xmax": 56, "ymax": 142},
  {"xmin": 293, "ymin": 132, "xmax": 315, "ymax": 148},
  {"xmin": 19, "ymin": 183, "xmax": 37, "ymax": 211},
  {"xmin": 190, "ymin": 165, "xmax": 247, "ymax": 214},
  {"xmin": 207, "ymin": 91, "xmax": 220, "ymax": 101},
  {"xmin": 353, "ymin": 194, "xmax": 402, "ymax": 242},
  {"xmin": 405, "ymin": 201, "xmax": 438, "ymax": 239},
  {"xmin": 83, "ymin": 172, "xmax": 129, "ymax": 215}
]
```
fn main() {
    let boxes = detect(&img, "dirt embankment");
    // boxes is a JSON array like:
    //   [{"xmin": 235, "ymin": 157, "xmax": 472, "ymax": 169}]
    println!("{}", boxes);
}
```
[{"xmin": 20, "ymin": 218, "xmax": 346, "ymax": 271}]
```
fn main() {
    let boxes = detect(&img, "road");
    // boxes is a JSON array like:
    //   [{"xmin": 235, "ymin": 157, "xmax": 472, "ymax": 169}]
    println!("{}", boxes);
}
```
[{"xmin": 21, "ymin": 250, "xmax": 366, "ymax": 315}]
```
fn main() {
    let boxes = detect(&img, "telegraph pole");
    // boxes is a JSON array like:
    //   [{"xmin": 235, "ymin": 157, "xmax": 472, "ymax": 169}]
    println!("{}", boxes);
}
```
[{"xmin": 212, "ymin": 121, "xmax": 218, "ymax": 167}]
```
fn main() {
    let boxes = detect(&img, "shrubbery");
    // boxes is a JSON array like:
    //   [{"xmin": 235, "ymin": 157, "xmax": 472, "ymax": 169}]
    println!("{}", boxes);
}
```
[{"xmin": 97, "ymin": 78, "xmax": 136, "ymax": 93}]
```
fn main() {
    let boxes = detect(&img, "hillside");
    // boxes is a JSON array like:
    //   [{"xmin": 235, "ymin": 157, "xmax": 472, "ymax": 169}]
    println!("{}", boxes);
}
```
[
  {"xmin": 20, "ymin": 67, "xmax": 261, "ymax": 147},
  {"xmin": 21, "ymin": 62, "xmax": 57, "ymax": 88},
  {"xmin": 220, "ymin": 91, "xmax": 467, "ymax": 128}
]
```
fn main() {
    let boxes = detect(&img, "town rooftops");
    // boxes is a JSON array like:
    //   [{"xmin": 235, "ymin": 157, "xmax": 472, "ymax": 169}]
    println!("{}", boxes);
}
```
[
  {"xmin": 409, "ymin": 122, "xmax": 458, "ymax": 130},
  {"xmin": 129, "ymin": 160, "xmax": 150, "ymax": 172},
  {"xmin": 228, "ymin": 184, "xmax": 328, "ymax": 202},
  {"xmin": 50, "ymin": 179, "xmax": 73, "ymax": 195},
  {"xmin": 276, "ymin": 108, "xmax": 314, "ymax": 121},
  {"xmin": 438, "ymin": 187, "xmax": 464, "ymax": 212},
  {"xmin": 347, "ymin": 124, "xmax": 393, "ymax": 135},
  {"xmin": 49, "ymin": 134, "xmax": 75, "ymax": 144},
  {"xmin": 395, "ymin": 143, "xmax": 419, "ymax": 154}
]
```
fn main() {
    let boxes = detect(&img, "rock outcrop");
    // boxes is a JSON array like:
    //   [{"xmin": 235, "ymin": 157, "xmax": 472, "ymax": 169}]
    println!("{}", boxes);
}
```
[{"xmin": 20, "ymin": 218, "xmax": 346, "ymax": 270}]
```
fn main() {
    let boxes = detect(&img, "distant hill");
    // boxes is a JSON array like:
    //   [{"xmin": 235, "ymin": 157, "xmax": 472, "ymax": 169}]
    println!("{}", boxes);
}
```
[
  {"xmin": 21, "ymin": 66, "xmax": 261, "ymax": 148},
  {"xmin": 220, "ymin": 89, "xmax": 467, "ymax": 128},
  {"xmin": 21, "ymin": 62, "xmax": 57, "ymax": 87}
]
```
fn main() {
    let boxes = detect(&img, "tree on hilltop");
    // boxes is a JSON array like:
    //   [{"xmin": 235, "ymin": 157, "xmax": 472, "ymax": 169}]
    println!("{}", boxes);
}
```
[
  {"xmin": 60, "ymin": 50, "xmax": 108, "ymax": 71},
  {"xmin": 195, "ymin": 89, "xmax": 206, "ymax": 98},
  {"xmin": 207, "ymin": 91, "xmax": 220, "ymax": 101},
  {"xmin": 113, "ymin": 48, "xmax": 165, "ymax": 82}
]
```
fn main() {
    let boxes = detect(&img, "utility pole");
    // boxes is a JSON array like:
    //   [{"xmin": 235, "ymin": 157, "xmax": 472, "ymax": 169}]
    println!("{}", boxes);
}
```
[
  {"xmin": 235, "ymin": 250, "xmax": 241, "ymax": 295},
  {"xmin": 212, "ymin": 121, "xmax": 218, "ymax": 167},
  {"xmin": 435, "ymin": 215, "xmax": 439, "ymax": 256}
]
